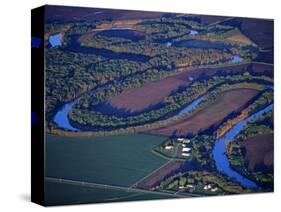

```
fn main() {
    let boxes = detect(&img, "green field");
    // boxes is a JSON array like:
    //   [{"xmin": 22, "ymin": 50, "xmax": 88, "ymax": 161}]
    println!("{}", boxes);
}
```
[
  {"xmin": 45, "ymin": 181, "xmax": 175, "ymax": 206},
  {"xmin": 46, "ymin": 134, "xmax": 168, "ymax": 187}
]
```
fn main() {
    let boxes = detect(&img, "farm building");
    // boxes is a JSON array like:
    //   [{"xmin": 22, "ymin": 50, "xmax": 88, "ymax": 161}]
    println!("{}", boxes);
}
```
[
  {"xmin": 181, "ymin": 153, "xmax": 191, "ymax": 157},
  {"xmin": 177, "ymin": 138, "xmax": 191, "ymax": 143},
  {"xmin": 164, "ymin": 145, "xmax": 173, "ymax": 150},
  {"xmin": 182, "ymin": 147, "xmax": 191, "ymax": 152}
]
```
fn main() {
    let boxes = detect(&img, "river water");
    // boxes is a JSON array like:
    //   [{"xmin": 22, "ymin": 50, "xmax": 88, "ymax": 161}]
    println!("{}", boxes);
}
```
[
  {"xmin": 53, "ymin": 102, "xmax": 80, "ymax": 131},
  {"xmin": 53, "ymin": 95, "xmax": 205, "ymax": 131},
  {"xmin": 177, "ymin": 97, "xmax": 204, "ymax": 115},
  {"xmin": 213, "ymin": 104, "xmax": 273, "ymax": 189},
  {"xmin": 49, "ymin": 33, "xmax": 62, "ymax": 47}
]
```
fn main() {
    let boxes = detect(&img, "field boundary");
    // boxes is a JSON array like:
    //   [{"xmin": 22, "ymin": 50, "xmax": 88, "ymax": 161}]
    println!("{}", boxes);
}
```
[{"xmin": 45, "ymin": 177, "xmax": 200, "ymax": 198}]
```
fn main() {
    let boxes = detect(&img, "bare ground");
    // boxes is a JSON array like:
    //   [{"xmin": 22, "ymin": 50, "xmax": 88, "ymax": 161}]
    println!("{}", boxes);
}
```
[
  {"xmin": 137, "ymin": 161, "xmax": 183, "ymax": 190},
  {"xmin": 103, "ymin": 63, "xmax": 269, "ymax": 115},
  {"xmin": 147, "ymin": 88, "xmax": 259, "ymax": 137},
  {"xmin": 245, "ymin": 133, "xmax": 273, "ymax": 171}
]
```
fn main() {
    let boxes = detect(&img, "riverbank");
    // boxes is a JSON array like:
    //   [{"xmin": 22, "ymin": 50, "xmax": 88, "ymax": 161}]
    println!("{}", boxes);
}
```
[{"xmin": 213, "ymin": 104, "xmax": 273, "ymax": 189}]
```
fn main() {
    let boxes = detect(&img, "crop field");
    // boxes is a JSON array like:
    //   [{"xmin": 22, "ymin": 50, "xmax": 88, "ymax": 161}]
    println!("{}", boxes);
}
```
[
  {"xmin": 240, "ymin": 19, "xmax": 274, "ymax": 64},
  {"xmin": 240, "ymin": 19, "xmax": 273, "ymax": 50},
  {"xmin": 137, "ymin": 161, "xmax": 183, "ymax": 189},
  {"xmin": 103, "ymin": 72, "xmax": 192, "ymax": 114},
  {"xmin": 46, "ymin": 134, "xmax": 168, "ymax": 187},
  {"xmin": 148, "ymin": 88, "xmax": 259, "ymax": 136},
  {"xmin": 195, "ymin": 15, "xmax": 229, "ymax": 25},
  {"xmin": 245, "ymin": 133, "xmax": 273, "ymax": 171},
  {"xmin": 45, "ymin": 181, "xmax": 140, "ymax": 205},
  {"xmin": 45, "ymin": 181, "xmax": 174, "ymax": 206},
  {"xmin": 220, "ymin": 17, "xmax": 274, "ymax": 63},
  {"xmin": 45, "ymin": 6, "xmax": 164, "ymax": 22},
  {"xmin": 98, "ymin": 63, "xmax": 271, "ymax": 116}
]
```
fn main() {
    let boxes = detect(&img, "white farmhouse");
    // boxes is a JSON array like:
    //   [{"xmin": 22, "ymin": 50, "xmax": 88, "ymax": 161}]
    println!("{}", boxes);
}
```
[
  {"xmin": 164, "ymin": 145, "xmax": 173, "ymax": 150},
  {"xmin": 177, "ymin": 138, "xmax": 190, "ymax": 143},
  {"xmin": 182, "ymin": 147, "xmax": 191, "ymax": 152},
  {"xmin": 181, "ymin": 153, "xmax": 191, "ymax": 157}
]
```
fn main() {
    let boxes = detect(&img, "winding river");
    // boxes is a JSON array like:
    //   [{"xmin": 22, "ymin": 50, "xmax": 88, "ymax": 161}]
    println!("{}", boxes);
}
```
[
  {"xmin": 52, "ymin": 28, "xmax": 243, "ymax": 131},
  {"xmin": 53, "ymin": 87, "xmax": 273, "ymax": 189},
  {"xmin": 53, "ymin": 95, "xmax": 205, "ymax": 131},
  {"xmin": 213, "ymin": 103, "xmax": 273, "ymax": 189},
  {"xmin": 51, "ymin": 26, "xmax": 266, "ymax": 189}
]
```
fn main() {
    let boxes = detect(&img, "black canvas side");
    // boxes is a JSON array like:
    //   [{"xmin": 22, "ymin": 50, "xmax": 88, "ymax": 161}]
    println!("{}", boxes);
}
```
[{"xmin": 31, "ymin": 6, "xmax": 45, "ymax": 206}]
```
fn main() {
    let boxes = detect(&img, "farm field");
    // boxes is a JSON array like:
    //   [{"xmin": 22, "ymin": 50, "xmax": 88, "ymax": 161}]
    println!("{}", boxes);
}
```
[
  {"xmin": 45, "ymin": 181, "xmax": 175, "ymax": 206},
  {"xmin": 195, "ymin": 15, "xmax": 229, "ymax": 25},
  {"xmin": 95, "ymin": 62, "xmax": 273, "ymax": 117},
  {"xmin": 220, "ymin": 18, "xmax": 274, "ymax": 64},
  {"xmin": 99, "ymin": 72, "xmax": 192, "ymax": 114},
  {"xmin": 46, "ymin": 134, "xmax": 168, "ymax": 187},
  {"xmin": 45, "ymin": 5, "xmax": 164, "ymax": 22},
  {"xmin": 148, "ymin": 88, "xmax": 259, "ymax": 136},
  {"xmin": 245, "ymin": 133, "xmax": 273, "ymax": 171},
  {"xmin": 137, "ymin": 161, "xmax": 183, "ymax": 189}
]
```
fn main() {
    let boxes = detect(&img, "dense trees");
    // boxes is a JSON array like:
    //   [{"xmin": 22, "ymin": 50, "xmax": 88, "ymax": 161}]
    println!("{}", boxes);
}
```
[
  {"xmin": 45, "ymin": 15, "xmax": 263, "ymax": 132},
  {"xmin": 68, "ymin": 74, "xmax": 271, "ymax": 131},
  {"xmin": 157, "ymin": 170, "xmax": 250, "ymax": 194}
]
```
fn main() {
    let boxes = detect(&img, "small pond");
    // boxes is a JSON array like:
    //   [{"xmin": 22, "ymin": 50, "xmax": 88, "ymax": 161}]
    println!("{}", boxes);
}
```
[
  {"xmin": 231, "ymin": 55, "xmax": 243, "ymax": 63},
  {"xmin": 189, "ymin": 30, "xmax": 198, "ymax": 36},
  {"xmin": 49, "ymin": 33, "xmax": 62, "ymax": 47}
]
